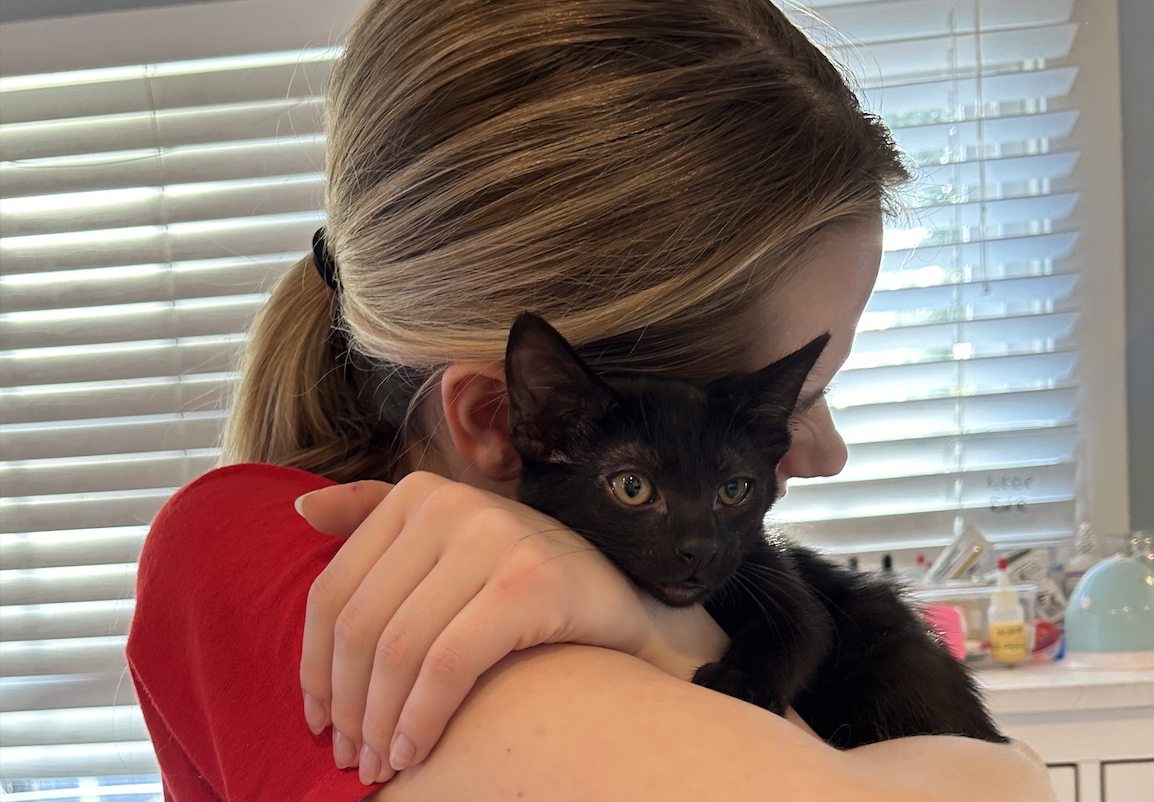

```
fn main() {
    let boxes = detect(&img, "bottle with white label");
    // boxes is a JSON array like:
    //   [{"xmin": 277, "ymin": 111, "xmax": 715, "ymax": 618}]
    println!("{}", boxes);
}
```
[{"xmin": 988, "ymin": 557, "xmax": 1028, "ymax": 665}]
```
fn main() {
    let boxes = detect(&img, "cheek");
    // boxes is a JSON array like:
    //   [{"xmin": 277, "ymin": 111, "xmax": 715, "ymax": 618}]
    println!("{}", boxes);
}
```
[{"xmin": 777, "ymin": 405, "xmax": 848, "ymax": 481}]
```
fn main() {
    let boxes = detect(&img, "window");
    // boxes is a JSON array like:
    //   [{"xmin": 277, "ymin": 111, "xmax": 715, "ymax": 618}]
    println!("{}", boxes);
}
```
[
  {"xmin": 0, "ymin": 0, "xmax": 1128, "ymax": 793},
  {"xmin": 1, "ymin": 46, "xmax": 334, "ymax": 801},
  {"xmin": 772, "ymin": 0, "xmax": 1129, "ymax": 562}
]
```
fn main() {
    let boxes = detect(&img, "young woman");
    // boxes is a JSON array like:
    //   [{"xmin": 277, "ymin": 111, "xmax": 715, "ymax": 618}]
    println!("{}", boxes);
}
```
[{"xmin": 126, "ymin": 1, "xmax": 1056, "ymax": 799}]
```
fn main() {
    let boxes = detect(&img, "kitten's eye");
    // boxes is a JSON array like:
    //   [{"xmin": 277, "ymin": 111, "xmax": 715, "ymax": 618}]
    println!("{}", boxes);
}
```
[
  {"xmin": 609, "ymin": 473, "xmax": 654, "ymax": 506},
  {"xmin": 718, "ymin": 478, "xmax": 751, "ymax": 506}
]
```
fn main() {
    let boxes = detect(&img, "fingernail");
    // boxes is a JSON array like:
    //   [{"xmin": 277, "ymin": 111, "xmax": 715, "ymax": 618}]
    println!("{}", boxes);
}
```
[
  {"xmin": 333, "ymin": 730, "xmax": 357, "ymax": 769},
  {"xmin": 359, "ymin": 744, "xmax": 382, "ymax": 785},
  {"xmin": 303, "ymin": 692, "xmax": 327, "ymax": 734},
  {"xmin": 294, "ymin": 492, "xmax": 313, "ymax": 516},
  {"xmin": 389, "ymin": 732, "xmax": 416, "ymax": 771}
]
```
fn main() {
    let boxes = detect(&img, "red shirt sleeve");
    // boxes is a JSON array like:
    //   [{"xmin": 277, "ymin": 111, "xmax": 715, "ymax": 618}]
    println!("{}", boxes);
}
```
[{"xmin": 127, "ymin": 463, "xmax": 382, "ymax": 801}]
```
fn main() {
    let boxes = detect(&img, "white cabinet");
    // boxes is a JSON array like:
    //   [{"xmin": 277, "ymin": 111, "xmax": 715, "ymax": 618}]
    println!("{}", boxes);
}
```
[
  {"xmin": 1102, "ymin": 761, "xmax": 1154, "ymax": 802},
  {"xmin": 1047, "ymin": 765, "xmax": 1077, "ymax": 802},
  {"xmin": 1044, "ymin": 761, "xmax": 1154, "ymax": 802},
  {"xmin": 980, "ymin": 666, "xmax": 1154, "ymax": 802}
]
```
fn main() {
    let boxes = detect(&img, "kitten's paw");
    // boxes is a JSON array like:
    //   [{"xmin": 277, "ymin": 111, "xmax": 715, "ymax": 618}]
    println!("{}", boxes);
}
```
[{"xmin": 692, "ymin": 661, "xmax": 785, "ymax": 714}]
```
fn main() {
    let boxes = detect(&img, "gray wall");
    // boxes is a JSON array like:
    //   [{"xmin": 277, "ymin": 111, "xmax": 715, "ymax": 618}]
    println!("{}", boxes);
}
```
[{"xmin": 1119, "ymin": 0, "xmax": 1154, "ymax": 528}]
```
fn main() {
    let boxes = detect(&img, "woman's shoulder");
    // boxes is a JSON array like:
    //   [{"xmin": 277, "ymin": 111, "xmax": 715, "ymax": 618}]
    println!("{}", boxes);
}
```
[
  {"xmin": 134, "ymin": 461, "xmax": 339, "ymax": 629},
  {"xmin": 145, "ymin": 462, "xmax": 332, "ymax": 556},
  {"xmin": 161, "ymin": 461, "xmax": 332, "ymax": 520},
  {"xmin": 128, "ymin": 463, "xmax": 384, "ymax": 801}
]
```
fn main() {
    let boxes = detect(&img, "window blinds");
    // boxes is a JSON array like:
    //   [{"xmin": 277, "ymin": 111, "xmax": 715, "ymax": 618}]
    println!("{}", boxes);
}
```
[
  {"xmin": 1, "ymin": 50, "xmax": 333, "ymax": 796},
  {"xmin": 0, "ymin": 0, "xmax": 1090, "ymax": 791},
  {"xmin": 771, "ymin": 0, "xmax": 1084, "ymax": 557}
]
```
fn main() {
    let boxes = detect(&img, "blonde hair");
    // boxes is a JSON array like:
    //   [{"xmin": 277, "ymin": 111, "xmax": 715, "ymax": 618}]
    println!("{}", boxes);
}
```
[{"xmin": 223, "ymin": 0, "xmax": 908, "ymax": 482}]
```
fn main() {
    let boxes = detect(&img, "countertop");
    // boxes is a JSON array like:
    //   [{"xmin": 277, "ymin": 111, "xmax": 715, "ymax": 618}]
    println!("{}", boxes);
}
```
[{"xmin": 975, "ymin": 662, "xmax": 1154, "ymax": 715}]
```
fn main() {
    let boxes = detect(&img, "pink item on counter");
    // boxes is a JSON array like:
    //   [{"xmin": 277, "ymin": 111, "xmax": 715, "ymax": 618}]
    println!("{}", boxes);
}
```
[{"xmin": 923, "ymin": 604, "xmax": 967, "ymax": 661}]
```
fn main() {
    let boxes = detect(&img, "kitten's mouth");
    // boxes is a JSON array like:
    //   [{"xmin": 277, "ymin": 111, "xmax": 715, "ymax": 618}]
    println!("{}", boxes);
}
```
[{"xmin": 657, "ymin": 580, "xmax": 708, "ymax": 607}]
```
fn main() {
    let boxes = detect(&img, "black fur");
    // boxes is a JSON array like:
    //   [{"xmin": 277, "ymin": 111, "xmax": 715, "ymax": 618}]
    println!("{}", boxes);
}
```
[{"xmin": 505, "ymin": 313, "xmax": 1006, "ymax": 747}]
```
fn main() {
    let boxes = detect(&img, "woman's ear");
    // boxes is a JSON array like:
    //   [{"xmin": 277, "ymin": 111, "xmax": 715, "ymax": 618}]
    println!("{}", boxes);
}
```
[{"xmin": 439, "ymin": 363, "xmax": 522, "ymax": 483}]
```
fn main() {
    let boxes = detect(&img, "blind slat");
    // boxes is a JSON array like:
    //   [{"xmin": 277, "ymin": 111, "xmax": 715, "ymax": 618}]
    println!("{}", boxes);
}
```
[
  {"xmin": 0, "ymin": 135, "xmax": 326, "ymax": 199},
  {"xmin": 0, "ymin": 741, "xmax": 158, "ymax": 780},
  {"xmin": 831, "ymin": 387, "xmax": 1078, "ymax": 443},
  {"xmin": 0, "ymin": 254, "xmax": 296, "ymax": 313},
  {"xmin": 0, "ymin": 528, "xmax": 147, "ymax": 571},
  {"xmin": 777, "ymin": 499, "xmax": 1076, "ymax": 553},
  {"xmin": 890, "ymin": 109, "xmax": 1078, "ymax": 155},
  {"xmin": 880, "ymin": 232, "xmax": 1079, "ymax": 273},
  {"xmin": 828, "ymin": 24, "xmax": 1076, "ymax": 78},
  {"xmin": 0, "ymin": 211, "xmax": 320, "ymax": 274},
  {"xmin": 1, "ymin": 337, "xmax": 244, "ymax": 388},
  {"xmin": 830, "ymin": 425, "xmax": 1077, "ymax": 483},
  {"xmin": 830, "ymin": 351, "xmax": 1077, "ymax": 408},
  {"xmin": 1, "ymin": 296, "xmax": 262, "ymax": 350},
  {"xmin": 1, "ymin": 564, "xmax": 139, "ymax": 605},
  {"xmin": 1, "ymin": 600, "xmax": 135, "ymax": 643},
  {"xmin": 2, "ymin": 173, "xmax": 324, "ymax": 237},
  {"xmin": 0, "ymin": 49, "xmax": 335, "ymax": 124},
  {"xmin": 908, "ymin": 191, "xmax": 1078, "ymax": 230},
  {"xmin": 0, "ymin": 673, "xmax": 138, "ymax": 714},
  {"xmin": 0, "ymin": 374, "xmax": 231, "ymax": 426},
  {"xmin": 863, "ymin": 66, "xmax": 1078, "ymax": 112},
  {"xmin": 851, "ymin": 311, "xmax": 1078, "ymax": 360},
  {"xmin": 0, "ymin": 706, "xmax": 149, "ymax": 748},
  {"xmin": 918, "ymin": 151, "xmax": 1080, "ymax": 197},
  {"xmin": 0, "ymin": 97, "xmax": 325, "ymax": 162},
  {"xmin": 776, "ymin": 461, "xmax": 1074, "ymax": 521},
  {"xmin": 865, "ymin": 273, "xmax": 1078, "ymax": 314},
  {"xmin": 812, "ymin": 0, "xmax": 1073, "ymax": 43},
  {"xmin": 1, "ymin": 452, "xmax": 218, "ymax": 497},
  {"xmin": 0, "ymin": 492, "xmax": 174, "ymax": 535},
  {"xmin": 0, "ymin": 637, "xmax": 127, "ymax": 678},
  {"xmin": 0, "ymin": 412, "xmax": 226, "ymax": 461}
]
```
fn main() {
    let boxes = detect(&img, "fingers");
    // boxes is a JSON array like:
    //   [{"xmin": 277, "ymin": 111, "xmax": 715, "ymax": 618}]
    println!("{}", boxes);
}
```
[
  {"xmin": 294, "ymin": 473, "xmax": 612, "ymax": 786},
  {"xmin": 296, "ymin": 480, "xmax": 393, "ymax": 537},
  {"xmin": 325, "ymin": 525, "xmax": 442, "ymax": 763},
  {"xmin": 389, "ymin": 572, "xmax": 562, "ymax": 771},
  {"xmin": 299, "ymin": 473, "xmax": 443, "ymax": 736},
  {"xmin": 355, "ymin": 552, "xmax": 488, "ymax": 782}
]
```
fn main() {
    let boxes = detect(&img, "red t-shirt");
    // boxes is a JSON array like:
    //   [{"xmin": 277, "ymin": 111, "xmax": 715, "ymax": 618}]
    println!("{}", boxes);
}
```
[{"xmin": 127, "ymin": 462, "xmax": 383, "ymax": 801}]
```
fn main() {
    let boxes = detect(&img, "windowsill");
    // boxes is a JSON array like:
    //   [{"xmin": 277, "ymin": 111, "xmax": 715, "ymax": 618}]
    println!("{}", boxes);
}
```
[{"xmin": 976, "ymin": 662, "xmax": 1154, "ymax": 716}]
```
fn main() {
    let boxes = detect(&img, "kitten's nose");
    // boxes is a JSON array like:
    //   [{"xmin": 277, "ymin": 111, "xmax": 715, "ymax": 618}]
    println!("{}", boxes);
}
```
[{"xmin": 675, "ymin": 539, "xmax": 717, "ymax": 569}]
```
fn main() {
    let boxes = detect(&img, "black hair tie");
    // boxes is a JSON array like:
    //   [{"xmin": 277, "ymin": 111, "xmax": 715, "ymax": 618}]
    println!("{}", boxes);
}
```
[{"xmin": 312, "ymin": 228, "xmax": 341, "ymax": 292}]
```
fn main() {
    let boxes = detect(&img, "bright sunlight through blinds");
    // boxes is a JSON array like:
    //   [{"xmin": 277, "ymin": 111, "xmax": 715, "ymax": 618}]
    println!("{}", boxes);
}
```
[
  {"xmin": 771, "ymin": 0, "xmax": 1084, "ymax": 557},
  {"xmin": 1, "ymin": 48, "xmax": 333, "ymax": 799}
]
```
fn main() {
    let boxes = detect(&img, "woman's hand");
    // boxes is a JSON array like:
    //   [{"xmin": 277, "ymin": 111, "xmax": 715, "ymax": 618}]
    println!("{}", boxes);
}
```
[{"xmin": 297, "ymin": 472, "xmax": 727, "ymax": 785}]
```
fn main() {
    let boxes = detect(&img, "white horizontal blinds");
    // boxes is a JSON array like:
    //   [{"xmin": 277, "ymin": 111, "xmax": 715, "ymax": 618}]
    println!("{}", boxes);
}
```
[
  {"xmin": 772, "ymin": 0, "xmax": 1082, "ymax": 554},
  {"xmin": 0, "ymin": 49, "xmax": 334, "ymax": 793}
]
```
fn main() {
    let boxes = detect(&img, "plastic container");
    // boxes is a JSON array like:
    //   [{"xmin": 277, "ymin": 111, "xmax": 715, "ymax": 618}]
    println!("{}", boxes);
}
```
[
  {"xmin": 911, "ymin": 582, "xmax": 1039, "ymax": 665},
  {"xmin": 1064, "ymin": 555, "xmax": 1154, "ymax": 670}
]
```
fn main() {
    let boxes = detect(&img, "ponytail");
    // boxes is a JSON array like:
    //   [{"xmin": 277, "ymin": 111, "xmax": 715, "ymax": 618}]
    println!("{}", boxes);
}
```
[{"xmin": 221, "ymin": 254, "xmax": 410, "ymax": 483}]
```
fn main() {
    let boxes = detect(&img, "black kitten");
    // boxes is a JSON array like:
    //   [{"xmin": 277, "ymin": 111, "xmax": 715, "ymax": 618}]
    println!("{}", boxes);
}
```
[{"xmin": 505, "ymin": 313, "xmax": 1005, "ymax": 748}]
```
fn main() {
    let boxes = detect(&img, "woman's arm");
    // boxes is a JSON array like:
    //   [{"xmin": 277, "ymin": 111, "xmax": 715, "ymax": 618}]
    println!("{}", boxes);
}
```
[
  {"xmin": 850, "ymin": 733, "xmax": 1055, "ymax": 802},
  {"xmin": 367, "ymin": 644, "xmax": 1056, "ymax": 802}
]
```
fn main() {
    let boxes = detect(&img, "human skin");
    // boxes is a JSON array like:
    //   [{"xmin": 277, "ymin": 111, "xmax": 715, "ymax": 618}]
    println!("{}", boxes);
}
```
[
  {"xmin": 297, "ymin": 217, "xmax": 1057, "ymax": 800},
  {"xmin": 358, "ymin": 646, "xmax": 1052, "ymax": 802}
]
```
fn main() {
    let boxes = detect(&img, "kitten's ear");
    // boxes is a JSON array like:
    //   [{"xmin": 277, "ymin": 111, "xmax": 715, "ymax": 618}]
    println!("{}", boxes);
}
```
[
  {"xmin": 505, "ymin": 312, "xmax": 615, "ymax": 463},
  {"xmin": 712, "ymin": 333, "xmax": 830, "ymax": 425}
]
